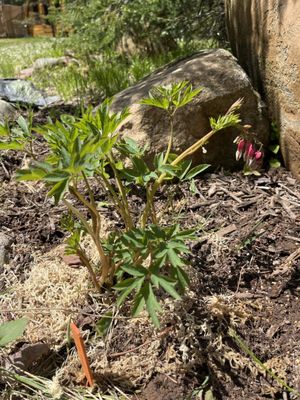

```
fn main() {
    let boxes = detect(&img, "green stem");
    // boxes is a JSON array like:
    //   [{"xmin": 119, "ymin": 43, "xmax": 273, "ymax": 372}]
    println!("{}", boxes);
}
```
[
  {"xmin": 163, "ymin": 113, "xmax": 174, "ymax": 164},
  {"xmin": 77, "ymin": 247, "xmax": 101, "ymax": 291},
  {"xmin": 82, "ymin": 171, "xmax": 95, "ymax": 204},
  {"xmin": 229, "ymin": 328, "xmax": 300, "ymax": 397},
  {"xmin": 141, "ymin": 186, "xmax": 157, "ymax": 228},
  {"xmin": 70, "ymin": 184, "xmax": 100, "ymax": 238},
  {"xmin": 108, "ymin": 154, "xmax": 133, "ymax": 229},
  {"xmin": 141, "ymin": 128, "xmax": 217, "ymax": 225},
  {"xmin": 97, "ymin": 174, "xmax": 131, "ymax": 229},
  {"xmin": 62, "ymin": 198, "xmax": 95, "ymax": 240},
  {"xmin": 63, "ymin": 193, "xmax": 111, "ymax": 286},
  {"xmin": 28, "ymin": 137, "xmax": 36, "ymax": 160}
]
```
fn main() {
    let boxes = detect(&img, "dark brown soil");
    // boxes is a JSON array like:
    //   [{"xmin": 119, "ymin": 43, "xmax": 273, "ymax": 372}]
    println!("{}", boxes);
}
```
[{"xmin": 1, "ymin": 145, "xmax": 300, "ymax": 400}]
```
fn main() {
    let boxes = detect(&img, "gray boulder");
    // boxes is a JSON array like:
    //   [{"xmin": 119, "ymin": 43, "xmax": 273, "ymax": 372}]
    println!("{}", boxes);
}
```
[
  {"xmin": 0, "ymin": 79, "xmax": 60, "ymax": 108},
  {"xmin": 109, "ymin": 49, "xmax": 269, "ymax": 169}
]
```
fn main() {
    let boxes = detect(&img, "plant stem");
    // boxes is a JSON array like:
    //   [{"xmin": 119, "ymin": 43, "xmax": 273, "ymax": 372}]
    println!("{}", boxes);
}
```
[
  {"xmin": 163, "ymin": 113, "xmax": 174, "ymax": 164},
  {"xmin": 63, "ymin": 194, "xmax": 112, "ymax": 286},
  {"xmin": 77, "ymin": 247, "xmax": 101, "ymax": 291},
  {"xmin": 141, "ymin": 128, "xmax": 217, "ymax": 226},
  {"xmin": 82, "ymin": 171, "xmax": 95, "ymax": 204},
  {"xmin": 95, "ymin": 174, "xmax": 128, "ymax": 224},
  {"xmin": 28, "ymin": 137, "xmax": 36, "ymax": 160},
  {"xmin": 108, "ymin": 154, "xmax": 133, "ymax": 229},
  {"xmin": 229, "ymin": 327, "xmax": 300, "ymax": 397}
]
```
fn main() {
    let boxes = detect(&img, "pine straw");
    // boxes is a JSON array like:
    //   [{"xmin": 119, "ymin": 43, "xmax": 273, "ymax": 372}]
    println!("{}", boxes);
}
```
[{"xmin": 0, "ymin": 245, "xmax": 90, "ymax": 346}]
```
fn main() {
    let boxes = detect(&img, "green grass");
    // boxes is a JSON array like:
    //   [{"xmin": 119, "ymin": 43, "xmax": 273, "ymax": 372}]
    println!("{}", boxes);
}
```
[
  {"xmin": 0, "ymin": 37, "xmax": 219, "ymax": 102},
  {"xmin": 0, "ymin": 37, "xmax": 63, "ymax": 78}
]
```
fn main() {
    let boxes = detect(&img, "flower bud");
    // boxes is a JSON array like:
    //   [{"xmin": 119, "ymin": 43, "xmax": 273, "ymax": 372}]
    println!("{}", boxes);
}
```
[
  {"xmin": 235, "ymin": 139, "xmax": 245, "ymax": 160},
  {"xmin": 255, "ymin": 150, "xmax": 263, "ymax": 160},
  {"xmin": 246, "ymin": 143, "xmax": 255, "ymax": 159}
]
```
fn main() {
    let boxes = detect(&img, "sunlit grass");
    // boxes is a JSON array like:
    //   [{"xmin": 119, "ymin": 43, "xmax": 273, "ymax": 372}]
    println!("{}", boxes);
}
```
[
  {"xmin": 0, "ymin": 37, "xmax": 219, "ymax": 102},
  {"xmin": 0, "ymin": 37, "xmax": 63, "ymax": 78}
]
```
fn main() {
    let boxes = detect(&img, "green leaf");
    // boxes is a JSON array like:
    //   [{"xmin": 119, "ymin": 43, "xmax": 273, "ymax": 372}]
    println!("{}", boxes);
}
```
[
  {"xmin": 143, "ymin": 282, "xmax": 162, "ymax": 328},
  {"xmin": 117, "ymin": 137, "xmax": 143, "ymax": 156},
  {"xmin": 268, "ymin": 144, "xmax": 280, "ymax": 154},
  {"xmin": 183, "ymin": 164, "xmax": 210, "ymax": 180},
  {"xmin": 167, "ymin": 248, "xmax": 185, "ymax": 267},
  {"xmin": 0, "ymin": 124, "xmax": 9, "ymax": 137},
  {"xmin": 176, "ymin": 266, "xmax": 190, "ymax": 290},
  {"xmin": 0, "ymin": 141, "xmax": 24, "ymax": 151},
  {"xmin": 48, "ymin": 178, "xmax": 69, "ymax": 204},
  {"xmin": 16, "ymin": 168, "xmax": 46, "ymax": 181},
  {"xmin": 174, "ymin": 228, "xmax": 196, "ymax": 240},
  {"xmin": 95, "ymin": 311, "xmax": 113, "ymax": 337},
  {"xmin": 114, "ymin": 277, "xmax": 144, "ymax": 306},
  {"xmin": 269, "ymin": 158, "xmax": 281, "ymax": 168},
  {"xmin": 153, "ymin": 152, "xmax": 164, "ymax": 169},
  {"xmin": 209, "ymin": 113, "xmax": 241, "ymax": 131},
  {"xmin": 132, "ymin": 290, "xmax": 146, "ymax": 317},
  {"xmin": 121, "ymin": 264, "xmax": 148, "ymax": 277},
  {"xmin": 155, "ymin": 248, "xmax": 168, "ymax": 259},
  {"xmin": 158, "ymin": 164, "xmax": 177, "ymax": 176},
  {"xmin": 44, "ymin": 171, "xmax": 70, "ymax": 182},
  {"xmin": 0, "ymin": 318, "xmax": 29, "ymax": 347},
  {"xmin": 189, "ymin": 179, "xmax": 200, "ymax": 195},
  {"xmin": 140, "ymin": 97, "xmax": 169, "ymax": 110},
  {"xmin": 166, "ymin": 240, "xmax": 188, "ymax": 252},
  {"xmin": 177, "ymin": 159, "xmax": 192, "ymax": 179},
  {"xmin": 16, "ymin": 116, "xmax": 30, "ymax": 136},
  {"xmin": 156, "ymin": 275, "xmax": 181, "ymax": 300}
]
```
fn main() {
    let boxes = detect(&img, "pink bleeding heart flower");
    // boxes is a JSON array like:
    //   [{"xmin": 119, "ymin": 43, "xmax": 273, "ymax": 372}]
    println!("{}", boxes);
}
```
[
  {"xmin": 244, "ymin": 143, "xmax": 256, "ymax": 166},
  {"xmin": 246, "ymin": 143, "xmax": 255, "ymax": 159},
  {"xmin": 255, "ymin": 150, "xmax": 263, "ymax": 160},
  {"xmin": 235, "ymin": 138, "xmax": 246, "ymax": 161}
]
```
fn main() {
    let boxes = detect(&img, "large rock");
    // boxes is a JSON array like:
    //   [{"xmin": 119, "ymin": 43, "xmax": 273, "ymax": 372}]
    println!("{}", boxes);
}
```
[
  {"xmin": 0, "ymin": 79, "xmax": 60, "ymax": 108},
  {"xmin": 225, "ymin": 0, "xmax": 300, "ymax": 178},
  {"xmin": 110, "ymin": 49, "xmax": 269, "ymax": 169}
]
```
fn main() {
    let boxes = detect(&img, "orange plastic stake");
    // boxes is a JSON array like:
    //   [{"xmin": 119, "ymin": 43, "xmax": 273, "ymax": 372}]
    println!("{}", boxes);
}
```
[{"xmin": 70, "ymin": 322, "xmax": 94, "ymax": 387}]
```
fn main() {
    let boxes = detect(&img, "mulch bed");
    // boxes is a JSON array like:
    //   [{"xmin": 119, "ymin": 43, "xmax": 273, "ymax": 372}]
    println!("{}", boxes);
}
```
[{"xmin": 1, "ymin": 148, "xmax": 300, "ymax": 399}]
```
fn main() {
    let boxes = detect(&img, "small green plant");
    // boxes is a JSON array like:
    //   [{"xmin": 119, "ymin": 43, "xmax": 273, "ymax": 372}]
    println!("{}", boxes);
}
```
[
  {"xmin": 0, "ymin": 113, "xmax": 36, "ymax": 159},
  {"xmin": 10, "ymin": 81, "xmax": 242, "ymax": 327},
  {"xmin": 268, "ymin": 121, "xmax": 281, "ymax": 169}
]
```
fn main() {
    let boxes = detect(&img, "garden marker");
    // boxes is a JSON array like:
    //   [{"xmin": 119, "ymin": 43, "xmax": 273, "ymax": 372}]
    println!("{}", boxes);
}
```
[{"xmin": 70, "ymin": 322, "xmax": 94, "ymax": 387}]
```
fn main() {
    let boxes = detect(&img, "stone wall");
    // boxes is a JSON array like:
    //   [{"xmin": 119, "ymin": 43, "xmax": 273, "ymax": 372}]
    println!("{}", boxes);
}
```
[{"xmin": 225, "ymin": 0, "xmax": 300, "ymax": 178}]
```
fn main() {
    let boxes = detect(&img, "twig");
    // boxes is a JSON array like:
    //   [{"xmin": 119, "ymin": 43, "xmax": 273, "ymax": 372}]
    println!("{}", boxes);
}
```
[
  {"xmin": 271, "ymin": 247, "xmax": 300, "ymax": 277},
  {"xmin": 278, "ymin": 183, "xmax": 300, "ymax": 200}
]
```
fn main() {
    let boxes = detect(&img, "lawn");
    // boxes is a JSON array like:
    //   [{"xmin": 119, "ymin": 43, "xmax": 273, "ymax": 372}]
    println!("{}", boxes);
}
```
[{"xmin": 0, "ymin": 37, "xmax": 62, "ymax": 78}]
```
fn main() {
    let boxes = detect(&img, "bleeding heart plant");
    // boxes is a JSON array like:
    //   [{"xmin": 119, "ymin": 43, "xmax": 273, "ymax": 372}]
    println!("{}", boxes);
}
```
[{"xmin": 3, "ymin": 81, "xmax": 244, "ymax": 327}]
